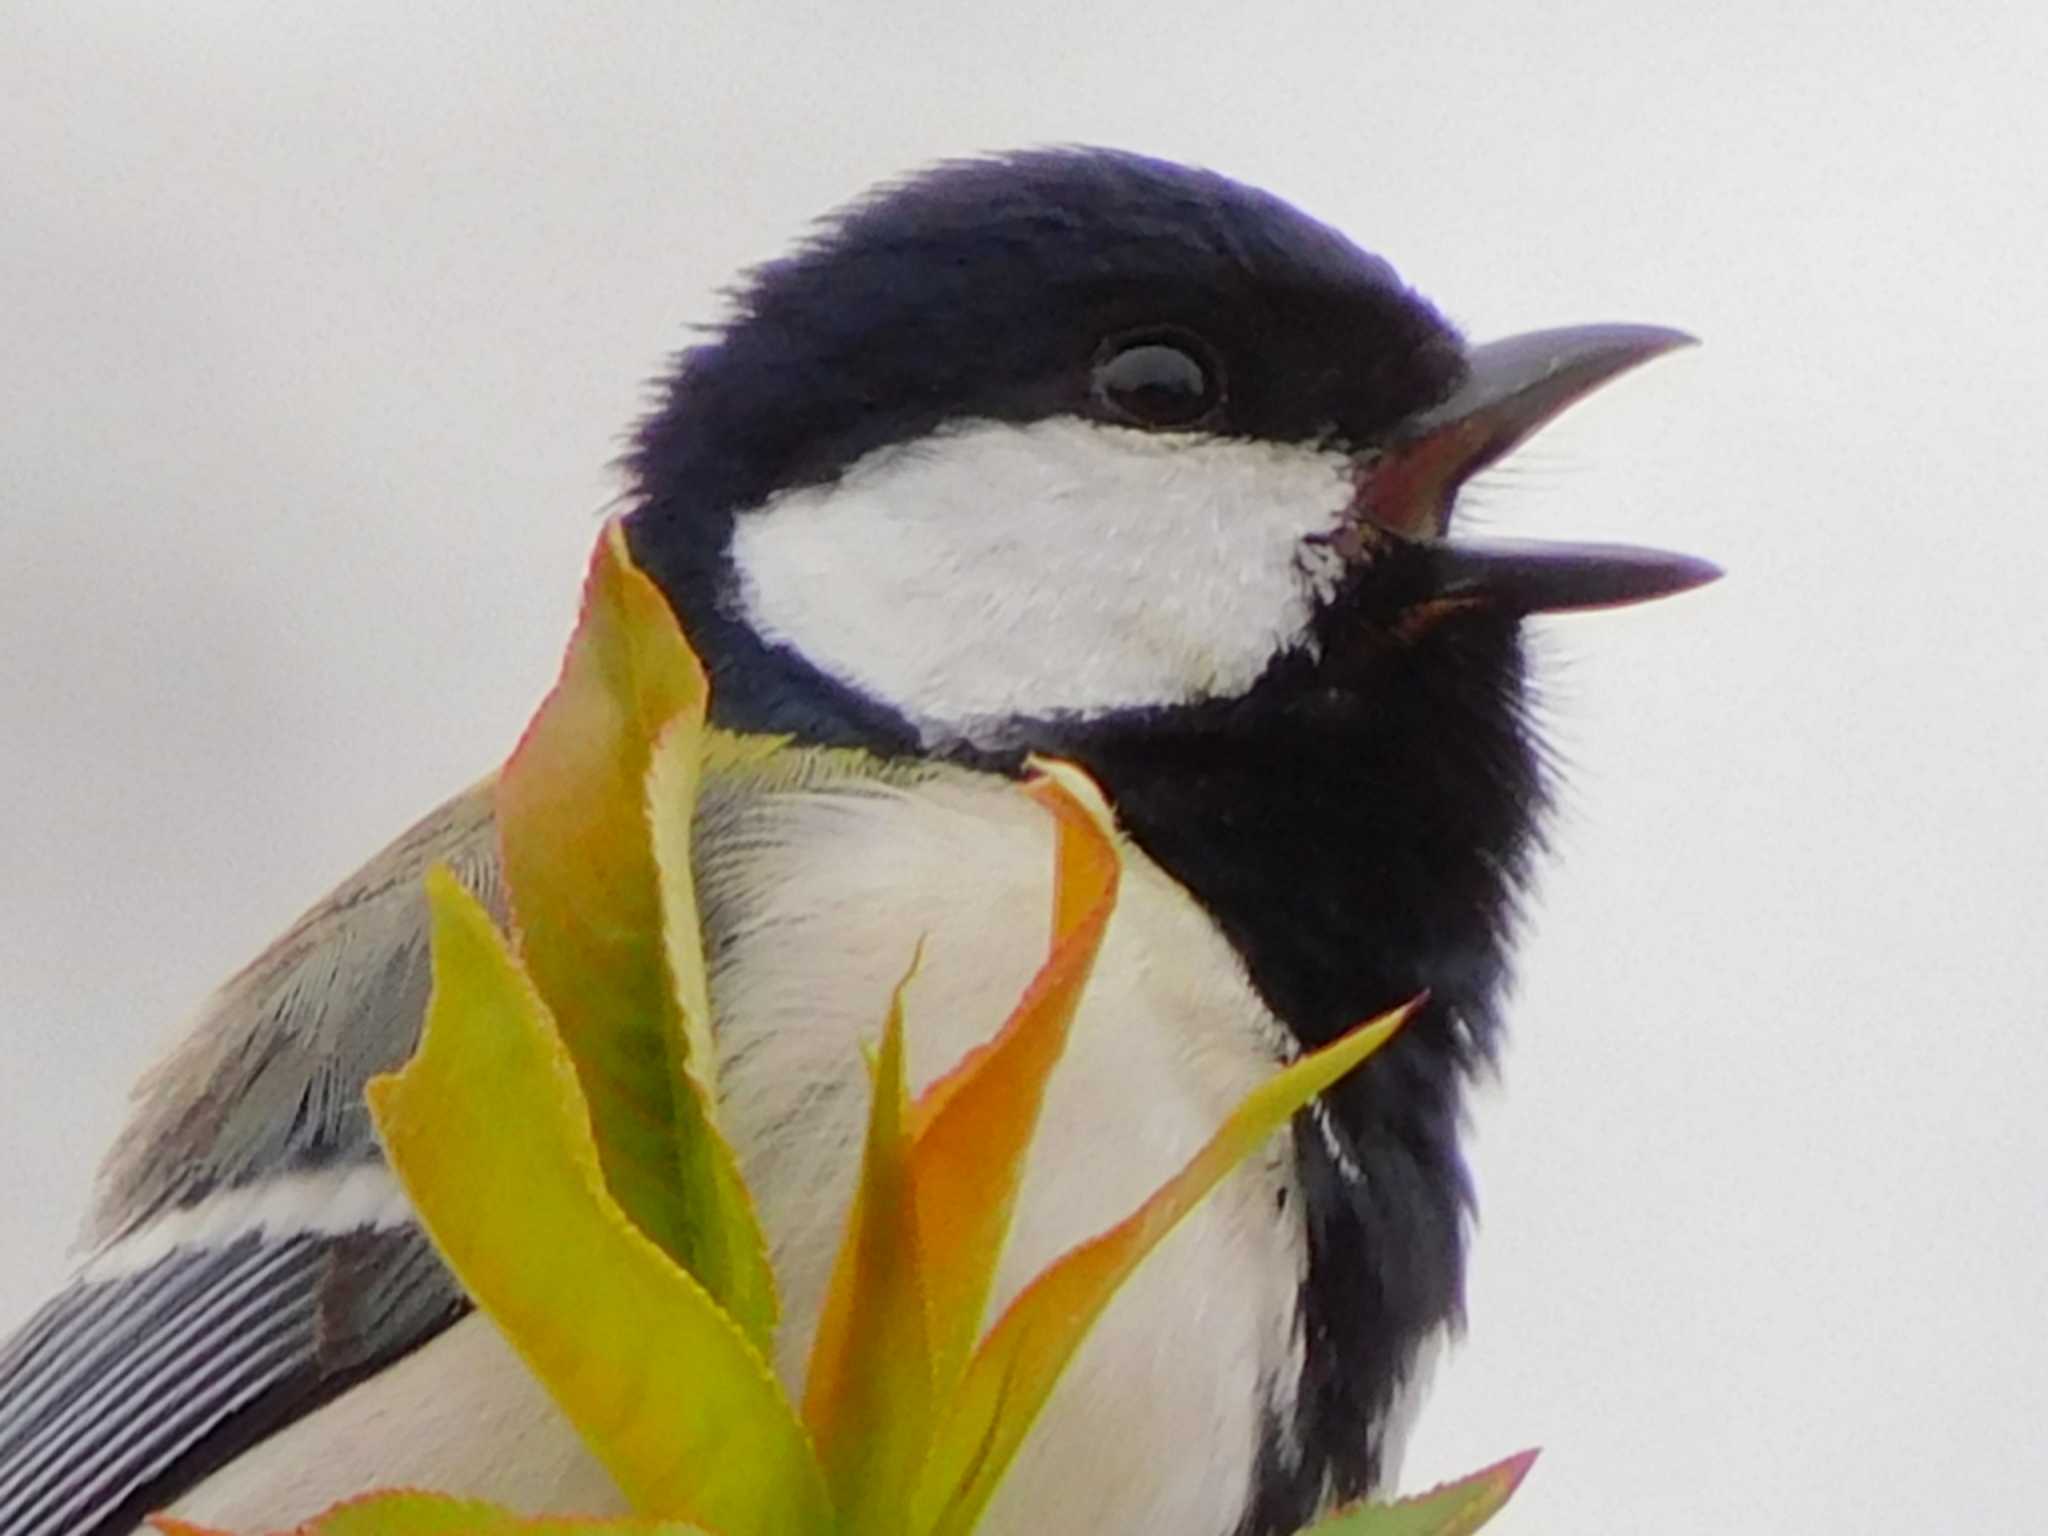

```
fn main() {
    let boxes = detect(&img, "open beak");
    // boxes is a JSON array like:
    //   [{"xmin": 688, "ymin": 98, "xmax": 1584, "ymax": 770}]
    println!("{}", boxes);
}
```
[{"xmin": 1358, "ymin": 323, "xmax": 1721, "ymax": 614}]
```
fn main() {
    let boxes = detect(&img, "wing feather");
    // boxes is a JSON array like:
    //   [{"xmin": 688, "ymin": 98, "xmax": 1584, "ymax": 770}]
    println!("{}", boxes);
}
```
[
  {"xmin": 0, "ymin": 785, "xmax": 498, "ymax": 1536},
  {"xmin": 0, "ymin": 747, "xmax": 857, "ymax": 1535},
  {"xmin": 91, "ymin": 783, "xmax": 503, "ymax": 1243},
  {"xmin": 0, "ymin": 1217, "xmax": 465, "ymax": 1536}
]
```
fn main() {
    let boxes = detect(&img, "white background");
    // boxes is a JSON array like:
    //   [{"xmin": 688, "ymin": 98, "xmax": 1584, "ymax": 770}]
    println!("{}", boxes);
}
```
[{"xmin": 4, "ymin": 3, "xmax": 2045, "ymax": 1530}]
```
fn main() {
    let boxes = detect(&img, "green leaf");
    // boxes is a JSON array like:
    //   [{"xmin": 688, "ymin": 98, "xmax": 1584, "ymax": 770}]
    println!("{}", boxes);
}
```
[
  {"xmin": 497, "ymin": 519, "xmax": 775, "ymax": 1348},
  {"xmin": 154, "ymin": 1491, "xmax": 716, "ymax": 1535},
  {"xmin": 366, "ymin": 868, "xmax": 832, "ymax": 1536},
  {"xmin": 801, "ymin": 955, "xmax": 932, "ymax": 1536},
  {"xmin": 803, "ymin": 761, "xmax": 1121, "ymax": 1536},
  {"xmin": 913, "ymin": 995, "xmax": 1422, "ymax": 1536},
  {"xmin": 1291, "ymin": 1450, "xmax": 1539, "ymax": 1536},
  {"xmin": 904, "ymin": 762, "xmax": 1121, "ymax": 1405}
]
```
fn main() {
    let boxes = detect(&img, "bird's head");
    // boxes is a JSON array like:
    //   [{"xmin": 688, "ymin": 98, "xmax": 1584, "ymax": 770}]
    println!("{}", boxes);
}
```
[{"xmin": 623, "ymin": 146, "xmax": 1715, "ymax": 758}]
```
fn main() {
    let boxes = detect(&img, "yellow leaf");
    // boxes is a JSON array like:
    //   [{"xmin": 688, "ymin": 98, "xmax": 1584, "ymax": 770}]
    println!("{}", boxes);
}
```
[
  {"xmin": 801, "ymin": 954, "xmax": 931, "ymax": 1536},
  {"xmin": 367, "ymin": 869, "xmax": 831, "ymax": 1536},
  {"xmin": 497, "ymin": 520, "xmax": 775, "ymax": 1348},
  {"xmin": 306, "ymin": 1491, "xmax": 718, "ymax": 1536},
  {"xmin": 903, "ymin": 761, "xmax": 1121, "ymax": 1403},
  {"xmin": 153, "ymin": 1489, "xmax": 719, "ymax": 1535},
  {"xmin": 305, "ymin": 1494, "xmax": 524, "ymax": 1536},
  {"xmin": 1292, "ymin": 1449, "xmax": 1538, "ymax": 1536},
  {"xmin": 913, "ymin": 995, "xmax": 1423, "ymax": 1536}
]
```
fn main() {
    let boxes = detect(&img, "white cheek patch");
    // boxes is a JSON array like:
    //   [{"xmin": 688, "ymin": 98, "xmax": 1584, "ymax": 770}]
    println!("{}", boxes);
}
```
[{"xmin": 729, "ymin": 418, "xmax": 1354, "ymax": 744}]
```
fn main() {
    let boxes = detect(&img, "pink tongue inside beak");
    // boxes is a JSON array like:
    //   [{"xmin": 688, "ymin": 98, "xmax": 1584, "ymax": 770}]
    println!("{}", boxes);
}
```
[{"xmin": 1355, "ymin": 323, "xmax": 1719, "ymax": 614}]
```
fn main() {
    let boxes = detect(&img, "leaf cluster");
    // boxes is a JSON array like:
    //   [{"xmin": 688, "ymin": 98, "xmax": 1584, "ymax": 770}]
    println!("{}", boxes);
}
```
[{"xmin": 158, "ymin": 525, "xmax": 1529, "ymax": 1536}]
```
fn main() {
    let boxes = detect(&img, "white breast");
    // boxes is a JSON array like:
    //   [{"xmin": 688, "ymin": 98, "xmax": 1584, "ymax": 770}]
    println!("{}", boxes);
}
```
[
  {"xmin": 704, "ymin": 769, "xmax": 1308, "ymax": 1536},
  {"xmin": 163, "ymin": 769, "xmax": 1311, "ymax": 1536}
]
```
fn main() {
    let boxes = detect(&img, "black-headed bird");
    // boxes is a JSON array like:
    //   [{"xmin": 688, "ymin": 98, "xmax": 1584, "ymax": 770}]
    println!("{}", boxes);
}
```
[{"xmin": 0, "ymin": 148, "xmax": 1717, "ymax": 1536}]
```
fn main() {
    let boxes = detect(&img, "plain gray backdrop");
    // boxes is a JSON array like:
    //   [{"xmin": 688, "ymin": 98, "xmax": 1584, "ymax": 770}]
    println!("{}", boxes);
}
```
[{"xmin": 4, "ymin": 3, "xmax": 2044, "ymax": 1530}]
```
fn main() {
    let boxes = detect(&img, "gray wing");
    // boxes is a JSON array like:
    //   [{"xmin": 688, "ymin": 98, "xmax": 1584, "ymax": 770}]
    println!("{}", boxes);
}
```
[
  {"xmin": 0, "ymin": 1225, "xmax": 462, "ymax": 1536},
  {"xmin": 0, "ymin": 783, "xmax": 501, "ymax": 1536}
]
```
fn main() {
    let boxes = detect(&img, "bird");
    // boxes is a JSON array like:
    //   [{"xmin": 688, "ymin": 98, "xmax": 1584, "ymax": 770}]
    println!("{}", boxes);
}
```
[{"xmin": 0, "ymin": 147, "xmax": 1717, "ymax": 1536}]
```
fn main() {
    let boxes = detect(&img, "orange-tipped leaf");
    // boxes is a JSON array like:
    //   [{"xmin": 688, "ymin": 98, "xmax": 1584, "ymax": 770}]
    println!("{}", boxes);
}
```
[
  {"xmin": 913, "ymin": 996, "xmax": 1422, "ymax": 1536},
  {"xmin": 800, "ymin": 954, "xmax": 932, "ymax": 1536},
  {"xmin": 904, "ymin": 761, "xmax": 1122, "ymax": 1399},
  {"xmin": 496, "ymin": 520, "xmax": 774, "ymax": 1346}
]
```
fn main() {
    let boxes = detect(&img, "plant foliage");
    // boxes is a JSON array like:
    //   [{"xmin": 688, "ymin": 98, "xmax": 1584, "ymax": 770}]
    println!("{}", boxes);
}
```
[{"xmin": 156, "ymin": 524, "xmax": 1528, "ymax": 1536}]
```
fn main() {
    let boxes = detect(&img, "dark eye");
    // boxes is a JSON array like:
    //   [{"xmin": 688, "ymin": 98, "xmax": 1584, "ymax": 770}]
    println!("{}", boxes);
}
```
[{"xmin": 1091, "ymin": 329, "xmax": 1224, "ymax": 427}]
